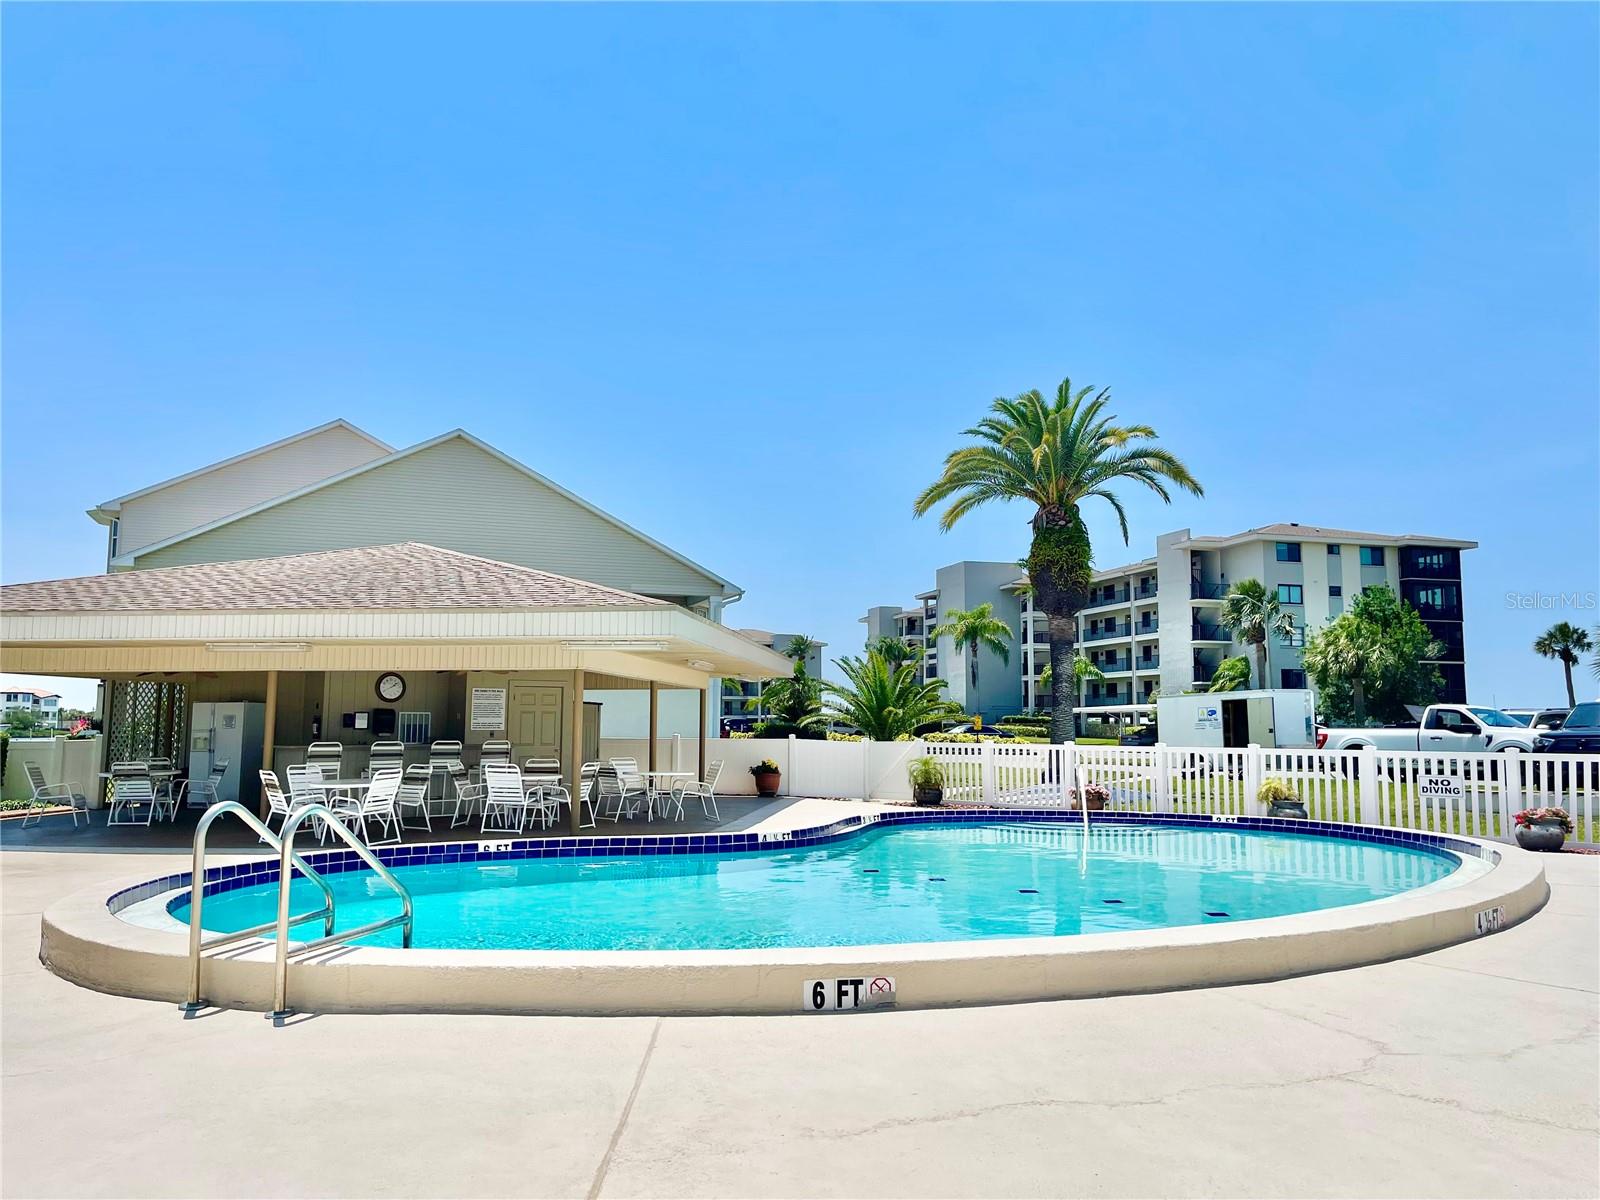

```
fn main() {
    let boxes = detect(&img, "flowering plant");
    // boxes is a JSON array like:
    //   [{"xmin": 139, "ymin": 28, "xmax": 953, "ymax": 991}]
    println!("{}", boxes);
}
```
[
  {"xmin": 1513, "ymin": 807, "xmax": 1573, "ymax": 834},
  {"xmin": 750, "ymin": 759, "xmax": 780, "ymax": 776},
  {"xmin": 1068, "ymin": 782, "xmax": 1111, "ymax": 808}
]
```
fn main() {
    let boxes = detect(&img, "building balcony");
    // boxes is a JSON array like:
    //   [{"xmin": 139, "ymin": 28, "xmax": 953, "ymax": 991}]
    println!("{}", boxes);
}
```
[
  {"xmin": 1133, "ymin": 584, "xmax": 1158, "ymax": 601},
  {"xmin": 1191, "ymin": 623, "xmax": 1230, "ymax": 642},
  {"xmin": 1135, "ymin": 655, "xmax": 1160, "ymax": 670},
  {"xmin": 1081, "ymin": 587, "xmax": 1131, "ymax": 611},
  {"xmin": 1190, "ymin": 581, "xmax": 1226, "ymax": 600},
  {"xmin": 1132, "ymin": 620, "xmax": 1158, "ymax": 637},
  {"xmin": 1082, "ymin": 695, "xmax": 1132, "ymax": 707},
  {"xmin": 1082, "ymin": 625, "xmax": 1131, "ymax": 642},
  {"xmin": 1192, "ymin": 668, "xmax": 1214, "ymax": 685},
  {"xmin": 1096, "ymin": 658, "xmax": 1133, "ymax": 674}
]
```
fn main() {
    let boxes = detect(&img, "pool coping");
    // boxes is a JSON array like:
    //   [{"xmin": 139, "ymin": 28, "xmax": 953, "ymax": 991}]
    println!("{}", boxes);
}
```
[{"xmin": 41, "ymin": 809, "xmax": 1550, "ymax": 1016}]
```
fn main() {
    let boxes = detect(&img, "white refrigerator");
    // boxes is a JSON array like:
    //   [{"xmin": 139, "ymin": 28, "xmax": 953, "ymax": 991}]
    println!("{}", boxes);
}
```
[{"xmin": 188, "ymin": 701, "xmax": 267, "ymax": 807}]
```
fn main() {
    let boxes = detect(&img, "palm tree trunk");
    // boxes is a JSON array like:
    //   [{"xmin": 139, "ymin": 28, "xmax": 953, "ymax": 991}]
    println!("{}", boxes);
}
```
[
  {"xmin": 1352, "ymin": 679, "xmax": 1367, "ymax": 724},
  {"xmin": 1562, "ymin": 658, "xmax": 1576, "ymax": 707},
  {"xmin": 970, "ymin": 641, "xmax": 980, "ymax": 693},
  {"xmin": 1048, "ymin": 614, "xmax": 1079, "ymax": 742},
  {"xmin": 1254, "ymin": 638, "xmax": 1267, "ymax": 691}
]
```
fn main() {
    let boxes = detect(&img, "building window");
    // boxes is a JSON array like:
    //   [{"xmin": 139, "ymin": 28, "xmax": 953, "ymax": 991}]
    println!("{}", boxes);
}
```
[
  {"xmin": 1280, "ymin": 669, "xmax": 1306, "ymax": 689},
  {"xmin": 398, "ymin": 712, "xmax": 432, "ymax": 744},
  {"xmin": 1360, "ymin": 546, "xmax": 1386, "ymax": 566},
  {"xmin": 1277, "ymin": 584, "xmax": 1303, "ymax": 605},
  {"xmin": 1275, "ymin": 542, "xmax": 1301, "ymax": 563},
  {"xmin": 108, "ymin": 518, "xmax": 120, "ymax": 558},
  {"xmin": 1327, "ymin": 544, "xmax": 1340, "ymax": 556},
  {"xmin": 1328, "ymin": 585, "xmax": 1342, "ymax": 597}
]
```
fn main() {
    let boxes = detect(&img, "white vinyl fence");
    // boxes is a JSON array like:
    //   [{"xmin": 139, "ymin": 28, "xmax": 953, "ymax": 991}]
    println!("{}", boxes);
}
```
[{"xmin": 708, "ymin": 737, "xmax": 1599, "ymax": 849}]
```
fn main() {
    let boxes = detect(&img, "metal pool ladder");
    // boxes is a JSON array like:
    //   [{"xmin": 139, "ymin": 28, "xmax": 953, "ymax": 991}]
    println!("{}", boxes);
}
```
[
  {"xmin": 269, "ymin": 803, "xmax": 412, "ymax": 1023},
  {"xmin": 179, "ymin": 800, "xmax": 412, "ymax": 1023}
]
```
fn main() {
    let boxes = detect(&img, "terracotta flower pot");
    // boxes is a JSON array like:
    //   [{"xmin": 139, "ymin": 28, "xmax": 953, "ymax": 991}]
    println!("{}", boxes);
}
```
[{"xmin": 754, "ymin": 770, "xmax": 781, "ymax": 798}]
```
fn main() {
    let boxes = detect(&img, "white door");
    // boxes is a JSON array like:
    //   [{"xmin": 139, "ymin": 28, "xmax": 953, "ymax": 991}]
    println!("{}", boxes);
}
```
[{"xmin": 508, "ymin": 684, "xmax": 564, "ymax": 767}]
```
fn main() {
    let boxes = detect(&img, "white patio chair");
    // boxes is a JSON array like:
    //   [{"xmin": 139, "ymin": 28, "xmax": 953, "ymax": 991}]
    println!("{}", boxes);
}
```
[
  {"xmin": 481, "ymin": 763, "xmax": 532, "ymax": 834},
  {"xmin": 306, "ymin": 741, "xmax": 345, "ymax": 778},
  {"xmin": 147, "ymin": 757, "xmax": 179, "ymax": 820},
  {"xmin": 524, "ymin": 784, "xmax": 561, "ymax": 830},
  {"xmin": 678, "ymin": 760, "xmax": 725, "ymax": 821},
  {"xmin": 178, "ymin": 758, "xmax": 229, "ymax": 810},
  {"xmin": 397, "ymin": 764, "xmax": 434, "ymax": 832},
  {"xmin": 366, "ymin": 741, "xmax": 405, "ymax": 777},
  {"xmin": 474, "ymin": 739, "xmax": 513, "ymax": 783},
  {"xmin": 607, "ymin": 758, "xmax": 651, "ymax": 820},
  {"xmin": 286, "ymin": 763, "xmax": 337, "ymax": 842},
  {"xmin": 576, "ymin": 762, "xmax": 603, "ymax": 829},
  {"xmin": 260, "ymin": 770, "xmax": 295, "ymax": 838},
  {"xmin": 106, "ymin": 764, "xmax": 157, "ymax": 826},
  {"xmin": 351, "ymin": 767, "xmax": 403, "ymax": 846},
  {"xmin": 19, "ymin": 762, "xmax": 89, "ymax": 829}
]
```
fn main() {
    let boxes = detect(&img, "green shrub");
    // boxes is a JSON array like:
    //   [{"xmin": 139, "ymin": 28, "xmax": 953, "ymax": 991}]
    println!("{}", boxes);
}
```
[
  {"xmin": 1257, "ymin": 777, "xmax": 1300, "ymax": 805},
  {"xmin": 751, "ymin": 721, "xmax": 827, "ymax": 740},
  {"xmin": 908, "ymin": 756, "xmax": 945, "ymax": 789}
]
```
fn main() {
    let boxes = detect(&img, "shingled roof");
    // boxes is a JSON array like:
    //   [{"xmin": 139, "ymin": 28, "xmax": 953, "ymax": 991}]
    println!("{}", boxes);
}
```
[{"xmin": 0, "ymin": 543, "xmax": 669, "ymax": 613}]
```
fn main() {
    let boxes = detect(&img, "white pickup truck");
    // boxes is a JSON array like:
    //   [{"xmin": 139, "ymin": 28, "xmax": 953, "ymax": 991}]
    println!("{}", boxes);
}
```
[{"xmin": 1317, "ymin": 705, "xmax": 1542, "ymax": 754}]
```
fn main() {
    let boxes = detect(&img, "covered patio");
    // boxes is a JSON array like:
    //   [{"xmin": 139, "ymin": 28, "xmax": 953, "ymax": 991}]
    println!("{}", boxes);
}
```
[{"xmin": 0, "ymin": 542, "xmax": 791, "ymax": 838}]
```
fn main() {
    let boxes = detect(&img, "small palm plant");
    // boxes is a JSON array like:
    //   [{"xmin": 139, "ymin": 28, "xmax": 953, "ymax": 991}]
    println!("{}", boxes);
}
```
[
  {"xmin": 783, "ymin": 635, "xmax": 821, "ymax": 664},
  {"xmin": 1217, "ymin": 579, "xmax": 1296, "ymax": 690},
  {"xmin": 821, "ymin": 651, "xmax": 961, "ymax": 741},
  {"xmin": 1038, "ymin": 651, "xmax": 1106, "ymax": 694},
  {"xmin": 1533, "ymin": 622, "xmax": 1594, "ymax": 707},
  {"xmin": 931, "ymin": 602, "xmax": 1013, "ymax": 693},
  {"xmin": 915, "ymin": 379, "xmax": 1202, "ymax": 742},
  {"xmin": 867, "ymin": 634, "xmax": 917, "ymax": 670}
]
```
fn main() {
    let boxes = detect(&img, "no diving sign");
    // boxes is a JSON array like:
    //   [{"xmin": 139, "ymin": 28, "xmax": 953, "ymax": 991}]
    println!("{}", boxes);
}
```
[{"xmin": 804, "ymin": 976, "xmax": 896, "ymax": 1011}]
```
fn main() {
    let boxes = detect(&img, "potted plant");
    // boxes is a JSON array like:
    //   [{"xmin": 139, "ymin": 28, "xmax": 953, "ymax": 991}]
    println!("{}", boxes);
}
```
[
  {"xmin": 750, "ymin": 758, "xmax": 781, "ymax": 798},
  {"xmin": 1513, "ymin": 807, "xmax": 1572, "ymax": 852},
  {"xmin": 1258, "ymin": 777, "xmax": 1308, "ymax": 819},
  {"xmin": 908, "ymin": 756, "xmax": 944, "ymax": 806},
  {"xmin": 1071, "ymin": 781, "xmax": 1111, "ymax": 811}
]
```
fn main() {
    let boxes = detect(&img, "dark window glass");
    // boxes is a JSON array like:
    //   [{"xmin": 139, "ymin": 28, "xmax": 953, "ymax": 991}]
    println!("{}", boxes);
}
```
[
  {"xmin": 1277, "ymin": 584, "xmax": 1303, "ymax": 604},
  {"xmin": 1404, "ymin": 582, "xmax": 1462, "ymax": 620},
  {"xmin": 1360, "ymin": 546, "xmax": 1386, "ymax": 566},
  {"xmin": 1275, "ymin": 542, "xmax": 1301, "ymax": 563},
  {"xmin": 1435, "ymin": 664, "xmax": 1467, "ymax": 703},
  {"xmin": 1280, "ymin": 669, "xmax": 1306, "ymax": 689},
  {"xmin": 1328, "ymin": 585, "xmax": 1342, "ymax": 597},
  {"xmin": 1327, "ymin": 544, "xmax": 1340, "ymax": 556},
  {"xmin": 1400, "ymin": 547, "xmax": 1460, "ymax": 578}
]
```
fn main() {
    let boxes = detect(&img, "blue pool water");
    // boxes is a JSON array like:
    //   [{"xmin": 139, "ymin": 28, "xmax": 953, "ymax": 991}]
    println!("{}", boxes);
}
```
[{"xmin": 173, "ymin": 823, "xmax": 1459, "ymax": 951}]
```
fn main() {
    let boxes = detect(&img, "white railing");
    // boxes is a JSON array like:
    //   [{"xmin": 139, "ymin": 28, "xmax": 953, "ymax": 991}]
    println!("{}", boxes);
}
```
[{"xmin": 707, "ymin": 736, "xmax": 1598, "ymax": 848}]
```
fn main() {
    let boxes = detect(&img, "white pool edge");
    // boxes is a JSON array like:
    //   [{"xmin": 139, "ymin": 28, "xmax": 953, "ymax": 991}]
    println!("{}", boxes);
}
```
[{"xmin": 40, "ymin": 831, "xmax": 1548, "ymax": 1016}]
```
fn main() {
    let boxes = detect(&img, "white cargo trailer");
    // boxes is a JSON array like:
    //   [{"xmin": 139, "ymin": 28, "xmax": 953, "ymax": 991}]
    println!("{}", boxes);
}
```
[{"xmin": 1155, "ymin": 689, "xmax": 1316, "ymax": 749}]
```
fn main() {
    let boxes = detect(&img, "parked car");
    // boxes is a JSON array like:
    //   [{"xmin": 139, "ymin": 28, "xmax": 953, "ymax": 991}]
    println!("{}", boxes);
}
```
[
  {"xmin": 1533, "ymin": 702, "xmax": 1600, "ymax": 755},
  {"xmin": 1317, "ymin": 704, "xmax": 1542, "ymax": 754},
  {"xmin": 1118, "ymin": 725, "xmax": 1159, "ymax": 747},
  {"xmin": 1503, "ymin": 707, "xmax": 1571, "ymax": 731}
]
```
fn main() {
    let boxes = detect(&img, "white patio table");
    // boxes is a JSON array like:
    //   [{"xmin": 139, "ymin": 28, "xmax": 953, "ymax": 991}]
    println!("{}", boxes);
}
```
[{"xmin": 643, "ymin": 770, "xmax": 695, "ymax": 820}]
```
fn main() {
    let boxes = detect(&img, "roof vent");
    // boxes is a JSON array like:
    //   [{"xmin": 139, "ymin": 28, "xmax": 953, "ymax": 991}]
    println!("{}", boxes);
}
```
[{"xmin": 1289, "ymin": 522, "xmax": 1299, "ymax": 527}]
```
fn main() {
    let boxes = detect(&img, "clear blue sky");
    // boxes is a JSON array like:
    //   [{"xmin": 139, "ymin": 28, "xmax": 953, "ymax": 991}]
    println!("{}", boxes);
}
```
[{"xmin": 4, "ymin": 3, "xmax": 1597, "ymax": 712}]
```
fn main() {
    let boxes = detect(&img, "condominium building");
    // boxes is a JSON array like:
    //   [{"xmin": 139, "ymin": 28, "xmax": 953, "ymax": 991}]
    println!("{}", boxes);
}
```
[
  {"xmin": 2, "ymin": 688, "xmax": 62, "ymax": 727},
  {"xmin": 862, "ymin": 522, "xmax": 1475, "ymax": 720}
]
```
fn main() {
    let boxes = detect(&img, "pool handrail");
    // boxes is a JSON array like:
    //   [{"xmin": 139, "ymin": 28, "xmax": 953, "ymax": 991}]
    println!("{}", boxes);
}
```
[
  {"xmin": 181, "ymin": 800, "xmax": 336, "ymax": 1014},
  {"xmin": 270, "ymin": 803, "xmax": 413, "ymax": 1022}
]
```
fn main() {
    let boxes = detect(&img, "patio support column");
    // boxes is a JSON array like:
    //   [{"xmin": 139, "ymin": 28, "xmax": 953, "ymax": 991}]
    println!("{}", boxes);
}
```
[
  {"xmin": 260, "ymin": 669, "xmax": 279, "ymax": 819},
  {"xmin": 647, "ymin": 683, "xmax": 658, "ymax": 775},
  {"xmin": 568, "ymin": 669, "xmax": 585, "ymax": 833},
  {"xmin": 698, "ymin": 687, "xmax": 707, "ymax": 782}
]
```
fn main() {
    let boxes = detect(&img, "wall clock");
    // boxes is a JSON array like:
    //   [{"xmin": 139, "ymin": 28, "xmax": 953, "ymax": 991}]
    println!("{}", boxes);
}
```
[{"xmin": 375, "ymin": 672, "xmax": 407, "ymax": 703}]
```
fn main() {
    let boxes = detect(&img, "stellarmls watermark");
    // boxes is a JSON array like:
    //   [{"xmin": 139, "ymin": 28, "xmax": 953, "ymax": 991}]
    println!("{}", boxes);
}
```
[{"xmin": 1505, "ymin": 590, "xmax": 1598, "ymax": 610}]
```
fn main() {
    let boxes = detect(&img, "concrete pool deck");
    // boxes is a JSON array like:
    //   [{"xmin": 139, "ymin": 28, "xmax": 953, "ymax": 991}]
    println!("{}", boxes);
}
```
[{"xmin": 2, "ymin": 820, "xmax": 1597, "ymax": 1197}]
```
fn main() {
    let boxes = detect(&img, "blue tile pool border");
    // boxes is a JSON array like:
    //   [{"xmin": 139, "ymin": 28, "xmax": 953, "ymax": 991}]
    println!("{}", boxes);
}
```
[{"xmin": 101, "ymin": 808, "xmax": 1497, "ymax": 919}]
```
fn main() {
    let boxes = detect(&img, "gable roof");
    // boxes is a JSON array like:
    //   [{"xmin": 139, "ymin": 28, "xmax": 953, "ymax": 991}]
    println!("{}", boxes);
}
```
[
  {"xmin": 1, "ymin": 543, "xmax": 669, "ymax": 613},
  {"xmin": 88, "ymin": 419, "xmax": 393, "ymax": 521},
  {"xmin": 109, "ymin": 428, "xmax": 741, "ymax": 598}
]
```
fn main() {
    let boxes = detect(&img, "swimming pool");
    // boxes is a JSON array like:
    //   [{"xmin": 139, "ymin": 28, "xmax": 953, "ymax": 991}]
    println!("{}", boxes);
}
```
[{"xmin": 172, "ymin": 821, "xmax": 1460, "ymax": 952}]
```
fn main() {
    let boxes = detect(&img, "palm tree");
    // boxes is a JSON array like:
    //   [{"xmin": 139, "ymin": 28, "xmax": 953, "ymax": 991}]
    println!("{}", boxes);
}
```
[
  {"xmin": 821, "ymin": 651, "xmax": 961, "ymax": 741},
  {"xmin": 867, "ymin": 634, "xmax": 917, "ymax": 670},
  {"xmin": 782, "ymin": 635, "xmax": 820, "ymax": 664},
  {"xmin": 751, "ymin": 661, "xmax": 824, "ymax": 729},
  {"xmin": 1037, "ymin": 650, "xmax": 1105, "ymax": 694},
  {"xmin": 1206, "ymin": 655, "xmax": 1253, "ymax": 693},
  {"xmin": 1301, "ymin": 619, "xmax": 1394, "ymax": 724},
  {"xmin": 931, "ymin": 602, "xmax": 1012, "ymax": 695},
  {"xmin": 1217, "ymin": 579, "xmax": 1296, "ymax": 690},
  {"xmin": 915, "ymin": 379, "xmax": 1202, "ymax": 742},
  {"xmin": 1534, "ymin": 622, "xmax": 1594, "ymax": 706}
]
